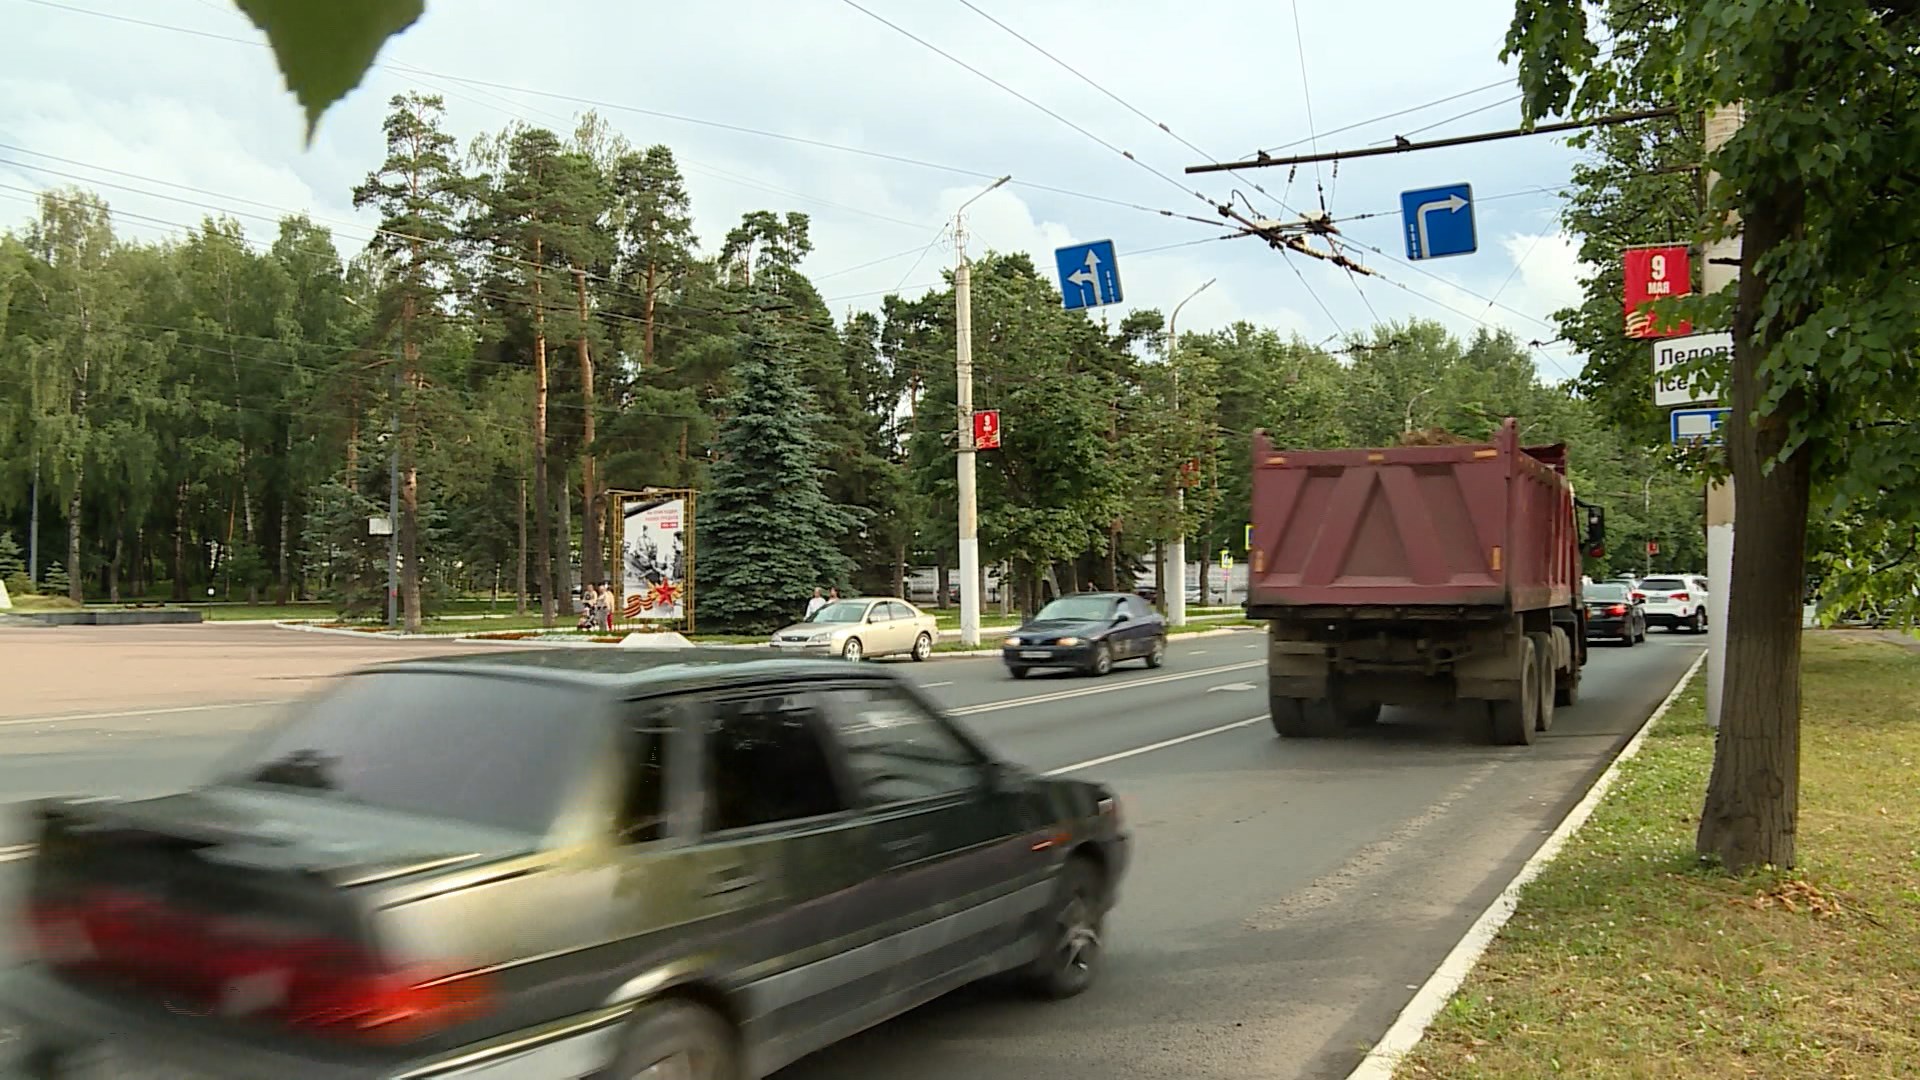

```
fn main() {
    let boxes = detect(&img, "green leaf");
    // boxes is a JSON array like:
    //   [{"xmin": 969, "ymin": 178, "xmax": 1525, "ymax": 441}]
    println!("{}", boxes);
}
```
[{"xmin": 232, "ymin": 0, "xmax": 425, "ymax": 144}]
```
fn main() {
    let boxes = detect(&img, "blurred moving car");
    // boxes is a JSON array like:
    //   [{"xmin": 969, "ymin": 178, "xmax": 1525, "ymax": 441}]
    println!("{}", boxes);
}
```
[
  {"xmin": 770, "ymin": 596, "xmax": 938, "ymax": 662},
  {"xmin": 1002, "ymin": 592, "xmax": 1167, "ymax": 679},
  {"xmin": 1583, "ymin": 581, "xmax": 1648, "ymax": 645},
  {"xmin": 2, "ymin": 650, "xmax": 1131, "ymax": 1080},
  {"xmin": 1634, "ymin": 574, "xmax": 1710, "ymax": 633}
]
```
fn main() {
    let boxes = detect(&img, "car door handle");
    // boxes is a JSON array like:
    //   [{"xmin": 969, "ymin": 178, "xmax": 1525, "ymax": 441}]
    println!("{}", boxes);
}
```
[
  {"xmin": 704, "ymin": 868, "xmax": 762, "ymax": 897},
  {"xmin": 882, "ymin": 834, "xmax": 934, "ymax": 859}
]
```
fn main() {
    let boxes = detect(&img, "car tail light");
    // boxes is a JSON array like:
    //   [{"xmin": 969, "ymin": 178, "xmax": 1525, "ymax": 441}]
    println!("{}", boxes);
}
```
[
  {"xmin": 1607, "ymin": 604, "xmax": 1627, "ymax": 616},
  {"xmin": 1631, "ymin": 592, "xmax": 1646, "ymax": 601},
  {"xmin": 1670, "ymin": 592, "xmax": 1690, "ymax": 602},
  {"xmin": 25, "ymin": 891, "xmax": 491, "ymax": 1043}
]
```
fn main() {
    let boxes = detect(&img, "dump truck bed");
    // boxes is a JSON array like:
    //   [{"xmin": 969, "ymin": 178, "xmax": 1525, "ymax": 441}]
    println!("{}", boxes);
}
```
[{"xmin": 1246, "ymin": 419, "xmax": 1577, "ymax": 615}]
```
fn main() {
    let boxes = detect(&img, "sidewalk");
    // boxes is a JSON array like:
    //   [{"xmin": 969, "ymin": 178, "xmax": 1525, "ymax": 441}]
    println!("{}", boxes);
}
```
[{"xmin": 1390, "ymin": 632, "xmax": 1920, "ymax": 1079}]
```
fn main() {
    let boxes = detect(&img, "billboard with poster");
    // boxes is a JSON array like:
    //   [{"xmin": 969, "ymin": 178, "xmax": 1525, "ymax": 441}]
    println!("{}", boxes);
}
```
[{"xmin": 620, "ymin": 495, "xmax": 689, "ymax": 622}]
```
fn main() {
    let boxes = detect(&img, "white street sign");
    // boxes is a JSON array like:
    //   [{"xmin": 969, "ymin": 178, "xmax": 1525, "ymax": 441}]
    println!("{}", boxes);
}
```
[{"xmin": 1652, "ymin": 331, "xmax": 1730, "ymax": 407}]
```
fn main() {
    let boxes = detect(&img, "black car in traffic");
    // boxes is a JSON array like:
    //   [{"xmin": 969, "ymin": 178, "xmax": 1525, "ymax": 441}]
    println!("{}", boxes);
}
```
[
  {"xmin": 1002, "ymin": 592, "xmax": 1168, "ymax": 678},
  {"xmin": 1583, "ymin": 581, "xmax": 1648, "ymax": 645},
  {"xmin": 3, "ymin": 649, "xmax": 1130, "ymax": 1080}
]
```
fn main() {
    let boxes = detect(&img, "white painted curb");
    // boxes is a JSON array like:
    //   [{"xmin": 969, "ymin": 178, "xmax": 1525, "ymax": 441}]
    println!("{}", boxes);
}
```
[{"xmin": 1342, "ymin": 649, "xmax": 1708, "ymax": 1080}]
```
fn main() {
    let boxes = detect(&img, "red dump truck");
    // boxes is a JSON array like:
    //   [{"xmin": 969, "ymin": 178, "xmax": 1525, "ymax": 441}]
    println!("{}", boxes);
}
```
[{"xmin": 1245, "ymin": 418, "xmax": 1606, "ymax": 745}]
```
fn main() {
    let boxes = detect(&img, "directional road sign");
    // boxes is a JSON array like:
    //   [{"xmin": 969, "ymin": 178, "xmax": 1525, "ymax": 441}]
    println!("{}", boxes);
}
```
[
  {"xmin": 1400, "ymin": 183, "xmax": 1477, "ymax": 261},
  {"xmin": 1652, "ymin": 331, "xmax": 1730, "ymax": 407},
  {"xmin": 1670, "ymin": 407, "xmax": 1728, "ymax": 446},
  {"xmin": 1054, "ymin": 239, "xmax": 1123, "ymax": 310}
]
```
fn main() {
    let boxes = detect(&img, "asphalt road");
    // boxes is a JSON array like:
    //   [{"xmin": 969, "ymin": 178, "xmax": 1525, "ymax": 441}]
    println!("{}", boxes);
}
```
[{"xmin": 0, "ymin": 623, "xmax": 1703, "ymax": 1078}]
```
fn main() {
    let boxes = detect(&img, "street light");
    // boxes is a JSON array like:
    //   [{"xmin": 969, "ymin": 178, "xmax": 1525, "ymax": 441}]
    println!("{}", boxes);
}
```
[
  {"xmin": 1166, "ymin": 278, "xmax": 1215, "ymax": 628},
  {"xmin": 954, "ymin": 174, "xmax": 1011, "ymax": 648},
  {"xmin": 342, "ymin": 294, "xmax": 398, "ymax": 629}
]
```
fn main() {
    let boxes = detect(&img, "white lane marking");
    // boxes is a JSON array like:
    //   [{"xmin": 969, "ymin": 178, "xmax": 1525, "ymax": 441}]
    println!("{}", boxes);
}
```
[
  {"xmin": 1189, "ymin": 649, "xmax": 1208, "ymax": 655},
  {"xmin": 1043, "ymin": 715, "xmax": 1265, "ymax": 776},
  {"xmin": 948, "ymin": 660, "xmax": 1263, "ymax": 717},
  {"xmin": 0, "ymin": 699, "xmax": 296, "ymax": 729},
  {"xmin": 919, "ymin": 681, "xmax": 954, "ymax": 689},
  {"xmin": 1344, "ymin": 650, "xmax": 1708, "ymax": 1080},
  {"xmin": 1205, "ymin": 682, "xmax": 1257, "ymax": 693},
  {"xmin": 1, "ymin": 844, "xmax": 34, "ymax": 864}
]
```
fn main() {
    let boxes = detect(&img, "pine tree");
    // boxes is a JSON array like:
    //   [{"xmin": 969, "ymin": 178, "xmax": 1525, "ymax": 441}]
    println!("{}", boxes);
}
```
[{"xmin": 698, "ymin": 294, "xmax": 857, "ymax": 632}]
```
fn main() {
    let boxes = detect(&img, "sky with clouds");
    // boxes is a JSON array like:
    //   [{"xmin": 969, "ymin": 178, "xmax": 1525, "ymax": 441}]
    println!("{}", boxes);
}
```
[{"xmin": 2, "ymin": 0, "xmax": 1594, "ymax": 381}]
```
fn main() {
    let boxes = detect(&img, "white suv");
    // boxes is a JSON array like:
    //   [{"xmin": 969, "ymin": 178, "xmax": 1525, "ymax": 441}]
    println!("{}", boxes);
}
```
[{"xmin": 1635, "ymin": 574, "xmax": 1709, "ymax": 633}]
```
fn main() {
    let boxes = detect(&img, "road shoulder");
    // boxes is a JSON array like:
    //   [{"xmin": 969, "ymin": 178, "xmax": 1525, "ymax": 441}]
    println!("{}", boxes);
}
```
[{"xmin": 1379, "ymin": 633, "xmax": 1920, "ymax": 1079}]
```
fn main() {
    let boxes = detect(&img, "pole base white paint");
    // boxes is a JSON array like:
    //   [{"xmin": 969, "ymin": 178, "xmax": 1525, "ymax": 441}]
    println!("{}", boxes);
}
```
[
  {"xmin": 1704, "ymin": 518, "xmax": 1733, "ymax": 728},
  {"xmin": 1167, "ymin": 536, "xmax": 1187, "ymax": 627},
  {"xmin": 957, "ymin": 536, "xmax": 981, "ymax": 647}
]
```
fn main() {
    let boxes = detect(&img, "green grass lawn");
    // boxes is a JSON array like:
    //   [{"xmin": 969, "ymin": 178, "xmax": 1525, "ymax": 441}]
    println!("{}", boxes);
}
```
[{"xmin": 1396, "ymin": 632, "xmax": 1920, "ymax": 1080}]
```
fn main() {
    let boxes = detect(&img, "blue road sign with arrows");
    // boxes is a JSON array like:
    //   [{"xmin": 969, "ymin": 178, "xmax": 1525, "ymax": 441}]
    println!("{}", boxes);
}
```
[
  {"xmin": 1400, "ymin": 183, "xmax": 1477, "ymax": 261},
  {"xmin": 1054, "ymin": 240, "xmax": 1123, "ymax": 310},
  {"xmin": 1670, "ymin": 406, "xmax": 1728, "ymax": 446}
]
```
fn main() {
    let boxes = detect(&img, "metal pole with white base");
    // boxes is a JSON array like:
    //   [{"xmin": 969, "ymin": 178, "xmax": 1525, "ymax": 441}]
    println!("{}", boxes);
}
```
[{"xmin": 953, "ymin": 176, "xmax": 1010, "ymax": 649}]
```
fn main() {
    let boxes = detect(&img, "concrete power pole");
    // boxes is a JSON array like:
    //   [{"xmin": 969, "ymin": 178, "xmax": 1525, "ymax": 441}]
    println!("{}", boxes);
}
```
[
  {"xmin": 954, "ymin": 176, "xmax": 1010, "ymax": 648},
  {"xmin": 1165, "ymin": 278, "xmax": 1215, "ymax": 628},
  {"xmin": 1703, "ymin": 102, "xmax": 1743, "ymax": 728}
]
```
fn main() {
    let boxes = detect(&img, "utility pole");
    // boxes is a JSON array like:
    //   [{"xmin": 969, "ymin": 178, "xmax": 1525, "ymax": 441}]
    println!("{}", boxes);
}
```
[
  {"xmin": 1642, "ymin": 473, "xmax": 1655, "ymax": 578},
  {"xmin": 954, "ymin": 175, "xmax": 1010, "ymax": 648},
  {"xmin": 1702, "ymin": 102, "xmax": 1742, "ymax": 729},
  {"xmin": 1165, "ymin": 278, "xmax": 1215, "ymax": 628}
]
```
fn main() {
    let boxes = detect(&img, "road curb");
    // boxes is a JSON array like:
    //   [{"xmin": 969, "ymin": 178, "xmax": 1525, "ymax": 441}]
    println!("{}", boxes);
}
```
[
  {"xmin": 1341, "ymin": 648, "xmax": 1708, "ymax": 1080},
  {"xmin": 269, "ymin": 620, "xmax": 1259, "ymax": 654}
]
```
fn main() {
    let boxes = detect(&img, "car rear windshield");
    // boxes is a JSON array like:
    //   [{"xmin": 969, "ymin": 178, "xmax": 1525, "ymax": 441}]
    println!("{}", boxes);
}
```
[
  {"xmin": 1640, "ymin": 578, "xmax": 1687, "ymax": 590},
  {"xmin": 1035, "ymin": 595, "xmax": 1117, "ymax": 621},
  {"xmin": 1586, "ymin": 583, "xmax": 1630, "ymax": 600},
  {"xmin": 809, "ymin": 601, "xmax": 869, "ymax": 623},
  {"xmin": 224, "ymin": 671, "xmax": 600, "ymax": 834}
]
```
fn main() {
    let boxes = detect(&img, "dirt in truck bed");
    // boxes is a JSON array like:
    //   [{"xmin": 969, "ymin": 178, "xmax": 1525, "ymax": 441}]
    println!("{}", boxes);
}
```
[{"xmin": 1395, "ymin": 426, "xmax": 1476, "ymax": 446}]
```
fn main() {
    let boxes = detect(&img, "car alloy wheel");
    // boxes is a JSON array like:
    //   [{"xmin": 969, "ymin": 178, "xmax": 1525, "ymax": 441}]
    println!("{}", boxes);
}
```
[
  {"xmin": 1144, "ymin": 637, "xmax": 1166, "ymax": 668},
  {"xmin": 842, "ymin": 637, "xmax": 863, "ymax": 662},
  {"xmin": 1023, "ymin": 856, "xmax": 1104, "ymax": 998},
  {"xmin": 1088, "ymin": 642, "xmax": 1112, "ymax": 676},
  {"xmin": 911, "ymin": 632, "xmax": 932, "ymax": 661}
]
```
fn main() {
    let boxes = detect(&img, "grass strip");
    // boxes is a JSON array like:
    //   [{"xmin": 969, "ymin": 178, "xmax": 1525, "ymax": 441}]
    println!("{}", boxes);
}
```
[{"xmin": 1397, "ymin": 632, "xmax": 1920, "ymax": 1079}]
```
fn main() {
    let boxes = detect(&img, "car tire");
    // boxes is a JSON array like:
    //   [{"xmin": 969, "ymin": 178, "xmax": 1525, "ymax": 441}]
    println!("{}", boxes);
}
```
[
  {"xmin": 1008, "ymin": 665, "xmax": 1031, "ymax": 680},
  {"xmin": 842, "ymin": 637, "xmax": 863, "ymax": 662},
  {"xmin": 1019, "ymin": 855, "xmax": 1105, "ymax": 1000},
  {"xmin": 911, "ymin": 632, "xmax": 933, "ymax": 661},
  {"xmin": 1143, "ymin": 636, "xmax": 1166, "ymax": 668},
  {"xmin": 1087, "ymin": 642, "xmax": 1113, "ymax": 677},
  {"xmin": 605, "ymin": 998, "xmax": 742, "ymax": 1080}
]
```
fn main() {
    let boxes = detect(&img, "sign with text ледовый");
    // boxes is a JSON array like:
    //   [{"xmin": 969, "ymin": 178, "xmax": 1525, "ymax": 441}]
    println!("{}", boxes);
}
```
[{"xmin": 1652, "ymin": 331, "xmax": 1729, "ymax": 407}]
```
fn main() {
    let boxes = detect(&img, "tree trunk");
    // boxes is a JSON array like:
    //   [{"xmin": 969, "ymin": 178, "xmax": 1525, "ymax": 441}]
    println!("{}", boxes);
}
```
[
  {"xmin": 401, "ymin": 462, "xmax": 422, "ymax": 632},
  {"xmin": 65, "ymin": 479, "xmax": 84, "ymax": 603},
  {"xmin": 531, "ymin": 249, "xmax": 556, "ymax": 627},
  {"xmin": 575, "ymin": 269, "xmax": 602, "ymax": 588},
  {"xmin": 1153, "ymin": 539, "xmax": 1165, "ymax": 614},
  {"xmin": 936, "ymin": 560, "xmax": 949, "ymax": 609},
  {"xmin": 892, "ymin": 541, "xmax": 906, "ymax": 600},
  {"xmin": 172, "ymin": 480, "xmax": 189, "ymax": 601},
  {"xmin": 642, "ymin": 259, "xmax": 658, "ymax": 371},
  {"xmin": 345, "ymin": 397, "xmax": 359, "ymax": 492},
  {"xmin": 107, "ymin": 529, "xmax": 122, "ymax": 603},
  {"xmin": 516, "ymin": 474, "xmax": 529, "ymax": 616},
  {"xmin": 553, "ymin": 458, "xmax": 573, "ymax": 609},
  {"xmin": 277, "ymin": 426, "xmax": 293, "ymax": 604},
  {"xmin": 1695, "ymin": 172, "xmax": 1812, "ymax": 874}
]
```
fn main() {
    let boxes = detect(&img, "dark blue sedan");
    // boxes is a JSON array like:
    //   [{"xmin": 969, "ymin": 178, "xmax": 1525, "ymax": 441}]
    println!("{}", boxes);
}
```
[{"xmin": 1002, "ymin": 592, "xmax": 1168, "ymax": 678}]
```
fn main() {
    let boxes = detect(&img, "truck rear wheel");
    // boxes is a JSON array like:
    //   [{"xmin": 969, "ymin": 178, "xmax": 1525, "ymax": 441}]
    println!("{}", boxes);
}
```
[
  {"xmin": 1488, "ymin": 637, "xmax": 1540, "ymax": 746},
  {"xmin": 1271, "ymin": 696, "xmax": 1335, "ymax": 738},
  {"xmin": 1527, "ymin": 632, "xmax": 1556, "ymax": 733}
]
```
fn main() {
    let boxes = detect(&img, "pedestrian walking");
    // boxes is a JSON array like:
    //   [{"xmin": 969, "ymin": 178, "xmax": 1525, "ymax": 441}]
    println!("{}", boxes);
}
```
[{"xmin": 598, "ymin": 582, "xmax": 617, "ymax": 632}]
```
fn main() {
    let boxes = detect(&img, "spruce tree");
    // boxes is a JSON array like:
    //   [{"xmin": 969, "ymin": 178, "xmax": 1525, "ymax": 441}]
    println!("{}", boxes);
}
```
[{"xmin": 698, "ymin": 295, "xmax": 857, "ymax": 632}]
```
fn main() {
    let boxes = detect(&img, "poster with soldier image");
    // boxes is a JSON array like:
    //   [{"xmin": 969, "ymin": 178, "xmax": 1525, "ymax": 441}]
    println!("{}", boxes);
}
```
[{"xmin": 621, "ymin": 496, "xmax": 688, "ymax": 621}]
